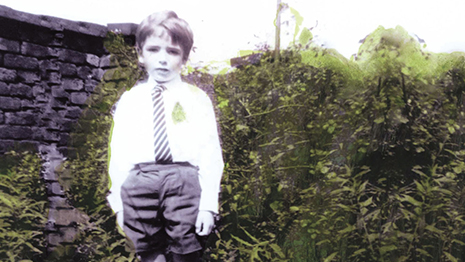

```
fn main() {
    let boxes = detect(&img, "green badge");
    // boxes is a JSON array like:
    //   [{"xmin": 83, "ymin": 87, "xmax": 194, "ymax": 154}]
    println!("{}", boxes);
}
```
[{"xmin": 172, "ymin": 102, "xmax": 186, "ymax": 124}]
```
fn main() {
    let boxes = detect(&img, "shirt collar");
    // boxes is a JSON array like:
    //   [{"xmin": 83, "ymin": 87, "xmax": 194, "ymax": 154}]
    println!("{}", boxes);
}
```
[{"xmin": 147, "ymin": 76, "xmax": 184, "ymax": 91}]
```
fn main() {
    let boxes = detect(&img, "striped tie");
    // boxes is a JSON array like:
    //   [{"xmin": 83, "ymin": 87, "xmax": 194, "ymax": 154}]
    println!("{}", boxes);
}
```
[{"xmin": 152, "ymin": 84, "xmax": 173, "ymax": 164}]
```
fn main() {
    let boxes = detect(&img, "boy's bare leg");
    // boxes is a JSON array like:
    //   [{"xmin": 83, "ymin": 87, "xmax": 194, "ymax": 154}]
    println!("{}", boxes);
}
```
[{"xmin": 140, "ymin": 251, "xmax": 166, "ymax": 262}]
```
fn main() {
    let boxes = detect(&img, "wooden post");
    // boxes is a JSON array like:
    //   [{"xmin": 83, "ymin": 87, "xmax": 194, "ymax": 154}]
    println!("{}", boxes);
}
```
[{"xmin": 274, "ymin": 0, "xmax": 281, "ymax": 62}]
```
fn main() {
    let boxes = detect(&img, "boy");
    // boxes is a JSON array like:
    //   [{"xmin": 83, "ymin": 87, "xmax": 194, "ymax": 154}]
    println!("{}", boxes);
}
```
[{"xmin": 107, "ymin": 11, "xmax": 224, "ymax": 262}]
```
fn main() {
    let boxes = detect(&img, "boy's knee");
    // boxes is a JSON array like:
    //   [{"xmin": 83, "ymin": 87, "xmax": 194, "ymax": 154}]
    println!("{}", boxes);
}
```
[
  {"xmin": 167, "ymin": 250, "xmax": 203, "ymax": 262},
  {"xmin": 139, "ymin": 250, "xmax": 166, "ymax": 262}
]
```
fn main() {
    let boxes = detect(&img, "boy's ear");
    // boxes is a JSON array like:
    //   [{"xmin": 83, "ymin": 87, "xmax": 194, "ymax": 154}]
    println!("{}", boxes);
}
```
[
  {"xmin": 138, "ymin": 54, "xmax": 144, "ymax": 64},
  {"xmin": 136, "ymin": 47, "xmax": 144, "ymax": 64}
]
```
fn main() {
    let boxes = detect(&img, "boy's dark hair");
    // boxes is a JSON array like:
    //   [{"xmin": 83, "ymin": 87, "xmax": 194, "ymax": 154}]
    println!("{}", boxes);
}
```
[{"xmin": 136, "ymin": 11, "xmax": 193, "ymax": 63}]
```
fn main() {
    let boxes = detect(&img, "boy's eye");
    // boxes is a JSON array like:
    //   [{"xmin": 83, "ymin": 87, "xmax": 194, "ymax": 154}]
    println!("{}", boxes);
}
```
[
  {"xmin": 168, "ymin": 49, "xmax": 181, "ymax": 55},
  {"xmin": 147, "ymin": 47, "xmax": 160, "ymax": 52}
]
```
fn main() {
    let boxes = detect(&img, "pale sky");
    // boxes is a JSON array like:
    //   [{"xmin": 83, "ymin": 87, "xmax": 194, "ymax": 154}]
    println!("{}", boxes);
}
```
[{"xmin": 1, "ymin": 0, "xmax": 464, "ymax": 65}]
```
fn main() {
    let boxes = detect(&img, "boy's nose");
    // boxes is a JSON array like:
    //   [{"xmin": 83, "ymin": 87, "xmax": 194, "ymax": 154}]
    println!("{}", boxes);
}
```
[{"xmin": 158, "ymin": 53, "xmax": 168, "ymax": 65}]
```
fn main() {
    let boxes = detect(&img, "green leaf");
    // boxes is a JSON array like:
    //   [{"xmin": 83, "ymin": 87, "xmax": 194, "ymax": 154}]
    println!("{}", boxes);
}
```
[
  {"xmin": 415, "ymin": 248, "xmax": 432, "ymax": 257},
  {"xmin": 425, "ymin": 224, "xmax": 443, "ymax": 235},
  {"xmin": 374, "ymin": 117, "xmax": 384, "ymax": 124},
  {"xmin": 379, "ymin": 245, "xmax": 397, "ymax": 255},
  {"xmin": 0, "ymin": 192, "xmax": 13, "ymax": 208},
  {"xmin": 351, "ymin": 248, "xmax": 366, "ymax": 257},
  {"xmin": 269, "ymin": 243, "xmax": 286, "ymax": 258},
  {"xmin": 452, "ymin": 239, "xmax": 465, "ymax": 246},
  {"xmin": 231, "ymin": 234, "xmax": 253, "ymax": 247},
  {"xmin": 299, "ymin": 28, "xmax": 313, "ymax": 45},
  {"xmin": 290, "ymin": 206, "xmax": 299, "ymax": 212},
  {"xmin": 444, "ymin": 252, "xmax": 458, "ymax": 262},
  {"xmin": 401, "ymin": 195, "xmax": 423, "ymax": 207},
  {"xmin": 321, "ymin": 166, "xmax": 330, "ymax": 174},
  {"xmin": 359, "ymin": 197, "xmax": 373, "ymax": 207},
  {"xmin": 323, "ymin": 252, "xmax": 338, "ymax": 262}
]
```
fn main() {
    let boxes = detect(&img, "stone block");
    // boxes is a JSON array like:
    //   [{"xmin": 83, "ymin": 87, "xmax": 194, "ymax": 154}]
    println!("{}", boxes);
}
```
[
  {"xmin": 42, "ymin": 109, "xmax": 60, "ymax": 120},
  {"xmin": 0, "ymin": 97, "xmax": 21, "ymax": 110},
  {"xmin": 70, "ymin": 92, "xmax": 88, "ymax": 105},
  {"xmin": 0, "ymin": 68, "xmax": 17, "ymax": 82},
  {"xmin": 36, "ymin": 94, "xmax": 50, "ymax": 104},
  {"xmin": 60, "ymin": 227, "xmax": 78, "ymax": 243},
  {"xmin": 47, "ymin": 181, "xmax": 64, "ymax": 197},
  {"xmin": 64, "ymin": 107, "xmax": 82, "ymax": 119},
  {"xmin": 0, "ymin": 82, "xmax": 9, "ymax": 95},
  {"xmin": 0, "ymin": 140, "xmax": 14, "ymax": 153},
  {"xmin": 77, "ymin": 66, "xmax": 92, "ymax": 80},
  {"xmin": 0, "ymin": 37, "xmax": 20, "ymax": 53},
  {"xmin": 0, "ymin": 126, "xmax": 33, "ymax": 139},
  {"xmin": 17, "ymin": 71, "xmax": 40, "ymax": 84},
  {"xmin": 84, "ymin": 79, "xmax": 99, "ymax": 92},
  {"xmin": 50, "ymin": 97, "xmax": 67, "ymax": 109},
  {"xmin": 31, "ymin": 127, "xmax": 45, "ymax": 140},
  {"xmin": 46, "ymin": 232, "xmax": 62, "ymax": 246},
  {"xmin": 86, "ymin": 53, "xmax": 99, "ymax": 67},
  {"xmin": 58, "ymin": 132, "xmax": 70, "ymax": 146},
  {"xmin": 61, "ymin": 119, "xmax": 76, "ymax": 132},
  {"xmin": 58, "ymin": 146, "xmax": 69, "ymax": 157},
  {"xmin": 43, "ymin": 130, "xmax": 61, "ymax": 142},
  {"xmin": 99, "ymin": 55, "xmax": 111, "ymax": 68},
  {"xmin": 19, "ymin": 141, "xmax": 39, "ymax": 151},
  {"xmin": 47, "ymin": 71, "xmax": 61, "ymax": 84},
  {"xmin": 21, "ymin": 42, "xmax": 56, "ymax": 58},
  {"xmin": 103, "ymin": 68, "xmax": 116, "ymax": 81},
  {"xmin": 45, "ymin": 221, "xmax": 57, "ymax": 232},
  {"xmin": 45, "ymin": 119, "xmax": 61, "ymax": 131},
  {"xmin": 51, "ymin": 86, "xmax": 69, "ymax": 98},
  {"xmin": 91, "ymin": 68, "xmax": 104, "ymax": 81},
  {"xmin": 48, "ymin": 208, "xmax": 87, "ymax": 226},
  {"xmin": 62, "ymin": 78, "xmax": 83, "ymax": 91},
  {"xmin": 57, "ymin": 62, "xmax": 77, "ymax": 76},
  {"xmin": 20, "ymin": 100, "xmax": 34, "ymax": 109},
  {"xmin": 5, "ymin": 112, "xmax": 37, "ymax": 125},
  {"xmin": 33, "ymin": 83, "xmax": 47, "ymax": 98},
  {"xmin": 0, "ymin": 111, "xmax": 3, "ymax": 124},
  {"xmin": 9, "ymin": 83, "xmax": 33, "ymax": 98},
  {"xmin": 58, "ymin": 48, "xmax": 87, "ymax": 65},
  {"xmin": 40, "ymin": 60, "xmax": 60, "ymax": 71},
  {"xmin": 4, "ymin": 54, "xmax": 39, "ymax": 70},
  {"xmin": 48, "ymin": 196, "xmax": 71, "ymax": 209}
]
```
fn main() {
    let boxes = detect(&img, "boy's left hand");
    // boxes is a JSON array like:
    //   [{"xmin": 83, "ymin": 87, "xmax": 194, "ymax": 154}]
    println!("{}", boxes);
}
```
[{"xmin": 195, "ymin": 210, "xmax": 215, "ymax": 236}]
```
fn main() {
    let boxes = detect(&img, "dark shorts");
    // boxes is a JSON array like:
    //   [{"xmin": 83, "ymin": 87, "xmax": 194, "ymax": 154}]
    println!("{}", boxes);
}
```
[{"xmin": 120, "ymin": 161, "xmax": 202, "ymax": 255}]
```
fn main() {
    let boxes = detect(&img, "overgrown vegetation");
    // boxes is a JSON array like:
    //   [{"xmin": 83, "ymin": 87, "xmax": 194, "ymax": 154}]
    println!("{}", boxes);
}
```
[
  {"xmin": 209, "ymin": 26, "xmax": 465, "ymax": 261},
  {"xmin": 0, "ymin": 152, "xmax": 47, "ymax": 261},
  {"xmin": 35, "ymin": 24, "xmax": 465, "ymax": 262}
]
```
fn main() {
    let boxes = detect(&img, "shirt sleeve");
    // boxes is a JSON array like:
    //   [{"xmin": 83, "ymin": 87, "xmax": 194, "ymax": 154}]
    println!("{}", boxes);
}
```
[
  {"xmin": 196, "ymin": 93, "xmax": 224, "ymax": 213},
  {"xmin": 107, "ymin": 92, "xmax": 135, "ymax": 214}
]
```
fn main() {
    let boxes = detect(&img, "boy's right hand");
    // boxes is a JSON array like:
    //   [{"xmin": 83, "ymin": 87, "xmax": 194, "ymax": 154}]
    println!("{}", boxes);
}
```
[{"xmin": 195, "ymin": 210, "xmax": 214, "ymax": 236}]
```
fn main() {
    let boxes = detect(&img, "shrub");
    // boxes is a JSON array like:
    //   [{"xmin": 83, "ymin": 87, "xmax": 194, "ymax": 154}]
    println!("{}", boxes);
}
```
[
  {"xmin": 209, "ymin": 26, "xmax": 465, "ymax": 262},
  {"xmin": 0, "ymin": 152, "xmax": 47, "ymax": 261}
]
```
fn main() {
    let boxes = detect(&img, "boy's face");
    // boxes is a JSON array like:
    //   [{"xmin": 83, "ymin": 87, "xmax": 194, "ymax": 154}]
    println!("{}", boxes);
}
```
[{"xmin": 138, "ymin": 29, "xmax": 184, "ymax": 84}]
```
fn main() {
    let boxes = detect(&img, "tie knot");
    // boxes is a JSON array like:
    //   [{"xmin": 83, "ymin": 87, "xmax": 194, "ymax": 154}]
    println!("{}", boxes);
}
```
[{"xmin": 154, "ymin": 84, "xmax": 167, "ymax": 93}]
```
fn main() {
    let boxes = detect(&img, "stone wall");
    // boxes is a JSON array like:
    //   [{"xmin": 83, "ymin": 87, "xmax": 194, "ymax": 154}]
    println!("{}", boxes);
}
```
[
  {"xmin": 0, "ymin": 5, "xmax": 109, "ymax": 155},
  {"xmin": 0, "ymin": 4, "xmax": 119, "ymax": 254}
]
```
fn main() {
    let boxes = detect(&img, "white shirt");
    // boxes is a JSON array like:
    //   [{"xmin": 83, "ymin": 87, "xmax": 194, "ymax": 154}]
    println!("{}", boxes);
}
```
[{"xmin": 107, "ymin": 76, "xmax": 224, "ymax": 215}]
